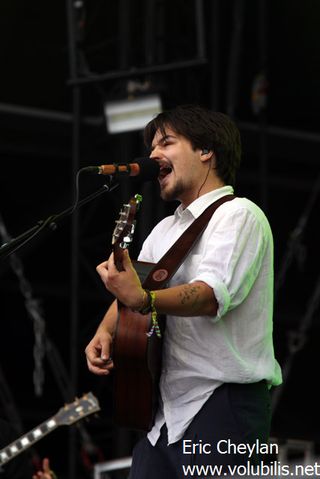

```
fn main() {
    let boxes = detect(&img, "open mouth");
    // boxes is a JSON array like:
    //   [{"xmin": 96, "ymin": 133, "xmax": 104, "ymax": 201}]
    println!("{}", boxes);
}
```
[{"xmin": 159, "ymin": 165, "xmax": 173, "ymax": 181}]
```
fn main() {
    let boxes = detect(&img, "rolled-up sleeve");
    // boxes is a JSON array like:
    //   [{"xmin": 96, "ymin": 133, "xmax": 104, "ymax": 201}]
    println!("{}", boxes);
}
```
[{"xmin": 190, "ymin": 205, "xmax": 271, "ymax": 320}]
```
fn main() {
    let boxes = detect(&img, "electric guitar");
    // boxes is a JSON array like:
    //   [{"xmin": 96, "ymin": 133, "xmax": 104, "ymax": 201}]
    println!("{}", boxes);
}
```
[
  {"xmin": 0, "ymin": 392, "xmax": 100, "ymax": 467},
  {"xmin": 112, "ymin": 194, "xmax": 165, "ymax": 431}
]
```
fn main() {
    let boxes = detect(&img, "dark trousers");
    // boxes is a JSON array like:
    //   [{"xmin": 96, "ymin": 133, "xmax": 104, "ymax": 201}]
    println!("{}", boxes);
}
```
[{"xmin": 128, "ymin": 381, "xmax": 271, "ymax": 479}]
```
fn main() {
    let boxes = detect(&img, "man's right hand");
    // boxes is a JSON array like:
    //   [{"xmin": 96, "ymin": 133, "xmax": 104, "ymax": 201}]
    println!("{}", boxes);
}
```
[{"xmin": 85, "ymin": 329, "xmax": 114, "ymax": 376}]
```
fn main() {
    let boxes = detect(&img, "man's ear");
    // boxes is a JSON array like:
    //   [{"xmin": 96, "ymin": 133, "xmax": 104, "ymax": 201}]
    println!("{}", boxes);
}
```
[{"xmin": 200, "ymin": 149, "xmax": 214, "ymax": 163}]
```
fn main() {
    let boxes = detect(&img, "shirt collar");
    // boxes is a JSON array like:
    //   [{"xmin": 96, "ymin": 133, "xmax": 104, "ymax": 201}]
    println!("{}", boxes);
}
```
[{"xmin": 175, "ymin": 186, "xmax": 234, "ymax": 221}]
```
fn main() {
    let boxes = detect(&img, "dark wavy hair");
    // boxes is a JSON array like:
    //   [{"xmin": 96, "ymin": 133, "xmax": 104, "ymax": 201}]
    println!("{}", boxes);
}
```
[{"xmin": 144, "ymin": 104, "xmax": 241, "ymax": 186}]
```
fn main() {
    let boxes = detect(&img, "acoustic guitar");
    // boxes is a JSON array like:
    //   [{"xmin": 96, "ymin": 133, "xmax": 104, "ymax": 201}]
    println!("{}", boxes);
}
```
[
  {"xmin": 0, "ymin": 392, "xmax": 100, "ymax": 467},
  {"xmin": 111, "ymin": 194, "xmax": 165, "ymax": 431}
]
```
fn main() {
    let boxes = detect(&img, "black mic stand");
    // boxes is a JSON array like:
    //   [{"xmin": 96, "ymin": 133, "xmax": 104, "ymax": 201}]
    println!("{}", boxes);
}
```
[
  {"xmin": 272, "ymin": 172, "xmax": 320, "ymax": 413},
  {"xmin": 0, "ymin": 182, "xmax": 119, "ymax": 262},
  {"xmin": 274, "ymin": 173, "xmax": 320, "ymax": 298},
  {"xmin": 272, "ymin": 273, "xmax": 320, "ymax": 412}
]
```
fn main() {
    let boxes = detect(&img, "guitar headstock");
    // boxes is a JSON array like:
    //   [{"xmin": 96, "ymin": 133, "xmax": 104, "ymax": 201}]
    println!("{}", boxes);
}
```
[
  {"xmin": 112, "ymin": 194, "xmax": 142, "ymax": 252},
  {"xmin": 55, "ymin": 392, "xmax": 100, "ymax": 426}
]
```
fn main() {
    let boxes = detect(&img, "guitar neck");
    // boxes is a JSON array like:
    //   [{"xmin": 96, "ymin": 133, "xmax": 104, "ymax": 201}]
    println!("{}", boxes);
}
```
[
  {"xmin": 113, "ymin": 244, "xmax": 125, "ymax": 272},
  {"xmin": 0, "ymin": 393, "xmax": 100, "ymax": 467},
  {"xmin": 0, "ymin": 415, "xmax": 58, "ymax": 466}
]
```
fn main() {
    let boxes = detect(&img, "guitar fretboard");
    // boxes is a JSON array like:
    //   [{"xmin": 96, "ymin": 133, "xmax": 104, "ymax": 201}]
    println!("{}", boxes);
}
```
[{"xmin": 0, "ymin": 417, "xmax": 57, "ymax": 466}]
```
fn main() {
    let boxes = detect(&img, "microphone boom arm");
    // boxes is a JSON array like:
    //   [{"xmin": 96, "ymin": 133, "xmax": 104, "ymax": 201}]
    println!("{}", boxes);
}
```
[{"xmin": 0, "ymin": 183, "xmax": 119, "ymax": 262}]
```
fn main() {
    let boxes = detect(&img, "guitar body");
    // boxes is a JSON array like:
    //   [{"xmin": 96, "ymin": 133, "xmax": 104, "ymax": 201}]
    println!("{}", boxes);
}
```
[{"xmin": 113, "ymin": 306, "xmax": 165, "ymax": 431}]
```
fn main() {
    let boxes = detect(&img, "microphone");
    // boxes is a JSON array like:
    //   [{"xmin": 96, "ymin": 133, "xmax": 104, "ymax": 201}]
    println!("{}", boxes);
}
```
[{"xmin": 85, "ymin": 157, "xmax": 160, "ymax": 181}]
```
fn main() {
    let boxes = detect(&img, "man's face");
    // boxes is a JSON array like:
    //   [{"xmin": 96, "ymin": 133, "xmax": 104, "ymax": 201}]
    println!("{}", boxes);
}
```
[{"xmin": 150, "ymin": 127, "xmax": 208, "ymax": 207}]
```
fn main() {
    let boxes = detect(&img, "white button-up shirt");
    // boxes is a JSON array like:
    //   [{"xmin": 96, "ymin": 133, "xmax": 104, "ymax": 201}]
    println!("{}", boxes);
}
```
[{"xmin": 138, "ymin": 186, "xmax": 282, "ymax": 445}]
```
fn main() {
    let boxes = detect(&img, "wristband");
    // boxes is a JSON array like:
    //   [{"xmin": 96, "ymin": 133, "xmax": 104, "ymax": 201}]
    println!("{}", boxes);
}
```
[
  {"xmin": 138, "ymin": 289, "xmax": 153, "ymax": 315},
  {"xmin": 132, "ymin": 289, "xmax": 147, "ymax": 313}
]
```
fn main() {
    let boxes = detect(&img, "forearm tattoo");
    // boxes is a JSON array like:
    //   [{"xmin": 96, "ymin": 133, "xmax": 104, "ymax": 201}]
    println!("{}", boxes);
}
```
[{"xmin": 179, "ymin": 284, "xmax": 201, "ymax": 312}]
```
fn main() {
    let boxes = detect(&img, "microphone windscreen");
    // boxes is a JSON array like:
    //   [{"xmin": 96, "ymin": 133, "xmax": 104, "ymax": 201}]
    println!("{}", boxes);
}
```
[{"xmin": 135, "ymin": 157, "xmax": 160, "ymax": 181}]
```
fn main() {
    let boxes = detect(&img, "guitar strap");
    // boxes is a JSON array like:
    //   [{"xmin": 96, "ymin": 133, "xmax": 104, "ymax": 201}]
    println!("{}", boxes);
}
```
[{"xmin": 142, "ymin": 194, "xmax": 235, "ymax": 290}]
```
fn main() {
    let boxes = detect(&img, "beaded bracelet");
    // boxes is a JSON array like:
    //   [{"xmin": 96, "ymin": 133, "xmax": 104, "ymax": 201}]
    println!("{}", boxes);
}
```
[
  {"xmin": 146, "ymin": 291, "xmax": 162, "ymax": 339},
  {"xmin": 134, "ymin": 289, "xmax": 161, "ymax": 338}
]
